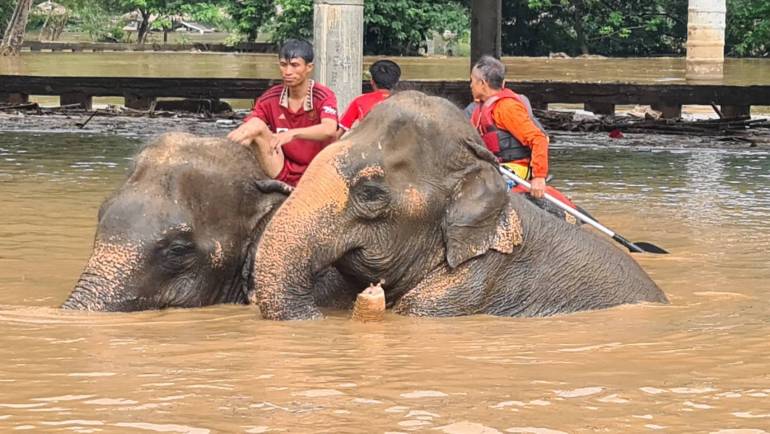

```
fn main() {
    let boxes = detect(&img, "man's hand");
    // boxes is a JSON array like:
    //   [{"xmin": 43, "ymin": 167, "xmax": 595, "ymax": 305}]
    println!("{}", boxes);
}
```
[
  {"xmin": 227, "ymin": 119, "xmax": 265, "ymax": 146},
  {"xmin": 271, "ymin": 130, "xmax": 295, "ymax": 152},
  {"xmin": 530, "ymin": 177, "xmax": 546, "ymax": 199}
]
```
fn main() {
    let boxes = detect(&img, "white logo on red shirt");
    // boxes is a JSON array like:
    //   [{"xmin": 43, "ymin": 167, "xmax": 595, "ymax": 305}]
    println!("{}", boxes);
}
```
[{"xmin": 322, "ymin": 106, "xmax": 337, "ymax": 115}]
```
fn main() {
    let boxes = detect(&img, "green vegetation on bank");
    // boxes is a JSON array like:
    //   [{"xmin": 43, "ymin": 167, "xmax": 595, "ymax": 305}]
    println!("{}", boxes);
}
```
[{"xmin": 1, "ymin": 0, "xmax": 768, "ymax": 56}]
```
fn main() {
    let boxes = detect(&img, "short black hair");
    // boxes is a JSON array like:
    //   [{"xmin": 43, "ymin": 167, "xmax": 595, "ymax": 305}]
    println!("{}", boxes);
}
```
[
  {"xmin": 369, "ymin": 60, "xmax": 401, "ymax": 90},
  {"xmin": 472, "ymin": 55, "xmax": 505, "ymax": 90},
  {"xmin": 279, "ymin": 39, "xmax": 314, "ymax": 64}
]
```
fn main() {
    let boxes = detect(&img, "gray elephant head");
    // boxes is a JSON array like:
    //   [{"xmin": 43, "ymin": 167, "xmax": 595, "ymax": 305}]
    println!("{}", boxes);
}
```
[
  {"xmin": 253, "ymin": 91, "xmax": 666, "ymax": 320},
  {"xmin": 63, "ymin": 132, "xmax": 291, "ymax": 311}
]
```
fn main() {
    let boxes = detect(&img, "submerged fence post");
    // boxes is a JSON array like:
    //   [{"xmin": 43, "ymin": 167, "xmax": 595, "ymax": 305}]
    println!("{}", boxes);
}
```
[
  {"xmin": 313, "ymin": 0, "xmax": 364, "ymax": 115},
  {"xmin": 686, "ymin": 0, "xmax": 726, "ymax": 80}
]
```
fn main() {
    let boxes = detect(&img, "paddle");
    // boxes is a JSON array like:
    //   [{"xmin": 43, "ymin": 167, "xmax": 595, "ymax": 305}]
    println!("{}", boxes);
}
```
[{"xmin": 499, "ymin": 166, "xmax": 668, "ymax": 254}]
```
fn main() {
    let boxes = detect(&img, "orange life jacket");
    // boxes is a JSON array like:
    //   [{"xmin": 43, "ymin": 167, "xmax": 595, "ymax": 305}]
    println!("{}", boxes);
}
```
[{"xmin": 470, "ymin": 89, "xmax": 545, "ymax": 162}]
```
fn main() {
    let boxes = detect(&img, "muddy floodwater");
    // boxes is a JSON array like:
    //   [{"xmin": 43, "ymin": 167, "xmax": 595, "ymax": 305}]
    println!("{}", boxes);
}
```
[
  {"xmin": 0, "ymin": 128, "xmax": 769, "ymax": 433},
  {"xmin": 2, "ymin": 53, "xmax": 770, "ymax": 86}
]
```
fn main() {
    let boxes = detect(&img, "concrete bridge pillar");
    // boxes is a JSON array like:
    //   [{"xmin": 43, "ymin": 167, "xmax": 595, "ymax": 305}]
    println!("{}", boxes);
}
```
[
  {"xmin": 313, "ymin": 0, "xmax": 364, "ymax": 114},
  {"xmin": 686, "ymin": 0, "xmax": 726, "ymax": 80}
]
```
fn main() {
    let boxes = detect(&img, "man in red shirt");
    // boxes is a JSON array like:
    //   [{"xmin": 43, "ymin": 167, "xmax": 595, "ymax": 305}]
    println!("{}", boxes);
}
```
[
  {"xmin": 228, "ymin": 39, "xmax": 338, "ymax": 186},
  {"xmin": 337, "ymin": 59, "xmax": 401, "ymax": 137}
]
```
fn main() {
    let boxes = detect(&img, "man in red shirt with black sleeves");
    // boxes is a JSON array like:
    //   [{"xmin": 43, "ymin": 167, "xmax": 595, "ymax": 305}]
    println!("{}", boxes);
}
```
[{"xmin": 227, "ymin": 39, "xmax": 338, "ymax": 186}]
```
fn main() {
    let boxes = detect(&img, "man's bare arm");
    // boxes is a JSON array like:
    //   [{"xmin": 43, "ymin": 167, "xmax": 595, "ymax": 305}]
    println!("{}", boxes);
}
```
[
  {"xmin": 227, "ymin": 117, "xmax": 270, "ymax": 146},
  {"xmin": 272, "ymin": 118, "xmax": 338, "ymax": 148}
]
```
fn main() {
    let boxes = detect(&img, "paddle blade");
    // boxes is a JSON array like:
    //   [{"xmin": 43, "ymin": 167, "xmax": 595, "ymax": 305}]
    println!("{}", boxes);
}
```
[{"xmin": 632, "ymin": 242, "xmax": 669, "ymax": 254}]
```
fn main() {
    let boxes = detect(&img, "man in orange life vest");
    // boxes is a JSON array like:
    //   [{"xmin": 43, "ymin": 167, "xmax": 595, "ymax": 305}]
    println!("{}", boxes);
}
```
[
  {"xmin": 227, "ymin": 39, "xmax": 338, "ymax": 187},
  {"xmin": 467, "ymin": 55, "xmax": 550, "ymax": 199},
  {"xmin": 337, "ymin": 59, "xmax": 401, "ymax": 138}
]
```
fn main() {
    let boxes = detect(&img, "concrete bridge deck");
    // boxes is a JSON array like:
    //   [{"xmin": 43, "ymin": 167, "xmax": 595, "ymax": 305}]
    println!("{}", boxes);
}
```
[{"xmin": 2, "ymin": 75, "xmax": 769, "ymax": 118}]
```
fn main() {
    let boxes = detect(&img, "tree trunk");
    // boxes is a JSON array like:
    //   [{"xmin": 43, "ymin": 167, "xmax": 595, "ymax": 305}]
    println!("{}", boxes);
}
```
[
  {"xmin": 1, "ymin": 0, "xmax": 34, "ymax": 56},
  {"xmin": 137, "ymin": 9, "xmax": 151, "ymax": 44},
  {"xmin": 573, "ymin": 1, "xmax": 589, "ymax": 55}
]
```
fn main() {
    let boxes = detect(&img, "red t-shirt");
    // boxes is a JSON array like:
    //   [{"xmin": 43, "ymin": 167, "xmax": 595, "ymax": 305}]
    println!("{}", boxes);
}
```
[
  {"xmin": 339, "ymin": 89, "xmax": 390, "ymax": 131},
  {"xmin": 245, "ymin": 80, "xmax": 338, "ymax": 168}
]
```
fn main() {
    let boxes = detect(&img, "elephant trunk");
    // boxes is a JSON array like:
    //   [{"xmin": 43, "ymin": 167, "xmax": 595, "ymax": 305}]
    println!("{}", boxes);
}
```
[
  {"xmin": 254, "ymin": 159, "xmax": 350, "ymax": 320},
  {"xmin": 63, "ymin": 272, "xmax": 111, "ymax": 311},
  {"xmin": 62, "ymin": 240, "xmax": 141, "ymax": 311}
]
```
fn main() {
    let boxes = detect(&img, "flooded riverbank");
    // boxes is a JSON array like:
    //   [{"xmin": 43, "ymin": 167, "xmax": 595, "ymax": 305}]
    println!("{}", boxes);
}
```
[
  {"xmin": 2, "ymin": 52, "xmax": 769, "ymax": 85},
  {"xmin": 1, "ymin": 127, "xmax": 768, "ymax": 432}
]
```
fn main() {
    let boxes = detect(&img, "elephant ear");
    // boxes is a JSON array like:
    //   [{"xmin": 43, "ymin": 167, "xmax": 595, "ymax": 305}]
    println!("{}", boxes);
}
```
[
  {"xmin": 240, "ymin": 179, "xmax": 293, "ymax": 304},
  {"xmin": 442, "ymin": 163, "xmax": 523, "ymax": 269},
  {"xmin": 243, "ymin": 179, "xmax": 293, "ymax": 232}
]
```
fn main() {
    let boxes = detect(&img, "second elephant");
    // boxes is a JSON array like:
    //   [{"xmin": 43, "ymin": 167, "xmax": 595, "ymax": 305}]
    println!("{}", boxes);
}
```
[{"xmin": 253, "ymin": 91, "xmax": 668, "ymax": 320}]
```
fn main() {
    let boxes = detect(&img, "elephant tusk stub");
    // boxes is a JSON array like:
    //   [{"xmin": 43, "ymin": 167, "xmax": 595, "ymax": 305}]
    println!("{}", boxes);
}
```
[{"xmin": 351, "ymin": 281, "xmax": 386, "ymax": 322}]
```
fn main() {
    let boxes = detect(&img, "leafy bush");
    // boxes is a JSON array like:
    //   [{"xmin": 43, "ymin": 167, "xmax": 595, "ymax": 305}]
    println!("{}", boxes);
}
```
[{"xmin": 726, "ymin": 0, "xmax": 770, "ymax": 56}]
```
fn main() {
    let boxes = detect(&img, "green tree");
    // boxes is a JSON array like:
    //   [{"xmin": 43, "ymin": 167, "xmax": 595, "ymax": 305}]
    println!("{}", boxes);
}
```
[
  {"xmin": 364, "ymin": 0, "xmax": 468, "ymax": 55},
  {"xmin": 726, "ymin": 0, "xmax": 770, "ymax": 56},
  {"xmin": 115, "ymin": 0, "xmax": 213, "ymax": 43},
  {"xmin": 521, "ymin": 0, "xmax": 687, "ymax": 56},
  {"xmin": 1, "ymin": 0, "xmax": 17, "ymax": 35},
  {"xmin": 267, "ymin": 0, "xmax": 468, "ymax": 55},
  {"xmin": 1, "ymin": 0, "xmax": 33, "ymax": 55},
  {"xmin": 178, "ymin": 2, "xmax": 233, "ymax": 32},
  {"xmin": 270, "ymin": 0, "xmax": 312, "ymax": 43},
  {"xmin": 223, "ymin": 0, "xmax": 275, "ymax": 42},
  {"xmin": 64, "ymin": 0, "xmax": 126, "ymax": 42}
]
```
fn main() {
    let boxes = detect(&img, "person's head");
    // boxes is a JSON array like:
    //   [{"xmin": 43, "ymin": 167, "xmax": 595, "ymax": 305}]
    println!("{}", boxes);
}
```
[
  {"xmin": 470, "ymin": 55, "xmax": 505, "ymax": 100},
  {"xmin": 369, "ymin": 60, "xmax": 401, "ymax": 91},
  {"xmin": 278, "ymin": 39, "xmax": 314, "ymax": 88}
]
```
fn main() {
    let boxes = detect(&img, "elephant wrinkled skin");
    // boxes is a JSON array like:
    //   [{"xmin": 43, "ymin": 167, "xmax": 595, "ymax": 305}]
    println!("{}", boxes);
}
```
[
  {"xmin": 252, "ymin": 91, "xmax": 668, "ymax": 320},
  {"xmin": 63, "ymin": 132, "xmax": 356, "ymax": 312}
]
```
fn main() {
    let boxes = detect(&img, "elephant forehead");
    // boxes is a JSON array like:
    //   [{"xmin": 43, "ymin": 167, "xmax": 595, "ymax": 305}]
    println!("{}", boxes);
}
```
[
  {"xmin": 351, "ymin": 165, "xmax": 385, "ymax": 185},
  {"xmin": 159, "ymin": 223, "xmax": 192, "ymax": 235},
  {"xmin": 286, "ymin": 140, "xmax": 351, "ymax": 215}
]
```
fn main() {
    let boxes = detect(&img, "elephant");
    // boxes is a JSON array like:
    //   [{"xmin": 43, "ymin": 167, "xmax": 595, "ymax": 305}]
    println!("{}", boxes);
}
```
[
  {"xmin": 252, "ymin": 91, "xmax": 668, "ymax": 320},
  {"xmin": 63, "ymin": 132, "xmax": 355, "ymax": 312}
]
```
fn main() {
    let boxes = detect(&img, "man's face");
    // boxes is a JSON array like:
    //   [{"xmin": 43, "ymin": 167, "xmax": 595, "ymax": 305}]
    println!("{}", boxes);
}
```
[
  {"xmin": 279, "ymin": 57, "xmax": 313, "ymax": 87},
  {"xmin": 470, "ymin": 68, "xmax": 488, "ymax": 101}
]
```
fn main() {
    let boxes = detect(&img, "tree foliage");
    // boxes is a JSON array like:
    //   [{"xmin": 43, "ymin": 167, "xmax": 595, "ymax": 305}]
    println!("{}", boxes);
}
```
[
  {"xmin": 265, "ymin": 0, "xmax": 468, "ymax": 55},
  {"xmin": 363, "ymin": 0, "xmax": 468, "ymax": 55},
  {"xmin": 1, "ymin": 0, "xmax": 767, "ymax": 56},
  {"xmin": 223, "ymin": 0, "xmax": 275, "ymax": 42},
  {"xmin": 1, "ymin": 0, "xmax": 18, "ymax": 35},
  {"xmin": 503, "ymin": 0, "xmax": 688, "ymax": 56},
  {"xmin": 726, "ymin": 0, "xmax": 770, "ymax": 56}
]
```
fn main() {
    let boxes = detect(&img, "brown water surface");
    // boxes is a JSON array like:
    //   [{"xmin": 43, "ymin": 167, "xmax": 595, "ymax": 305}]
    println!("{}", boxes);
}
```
[{"xmin": 0, "ymin": 130, "xmax": 769, "ymax": 432}]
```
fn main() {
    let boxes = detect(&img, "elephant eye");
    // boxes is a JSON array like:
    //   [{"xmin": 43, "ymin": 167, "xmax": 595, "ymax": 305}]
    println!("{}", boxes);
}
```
[
  {"xmin": 359, "ymin": 183, "xmax": 388, "ymax": 202},
  {"xmin": 164, "ymin": 240, "xmax": 196, "ymax": 257},
  {"xmin": 353, "ymin": 181, "xmax": 391, "ymax": 220},
  {"xmin": 157, "ymin": 238, "xmax": 197, "ymax": 273}
]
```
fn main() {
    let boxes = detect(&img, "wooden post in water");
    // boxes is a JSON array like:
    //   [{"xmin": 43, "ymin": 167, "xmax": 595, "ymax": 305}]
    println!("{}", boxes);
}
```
[
  {"xmin": 471, "ymin": 0, "xmax": 502, "ymax": 67},
  {"xmin": 686, "ymin": 0, "xmax": 726, "ymax": 80},
  {"xmin": 313, "ymin": 0, "xmax": 364, "ymax": 114}
]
